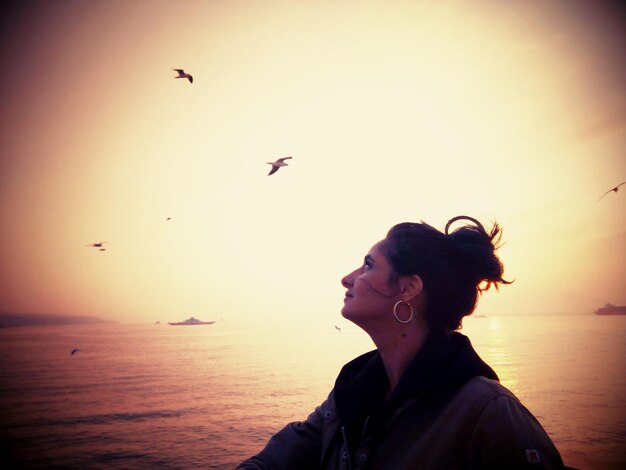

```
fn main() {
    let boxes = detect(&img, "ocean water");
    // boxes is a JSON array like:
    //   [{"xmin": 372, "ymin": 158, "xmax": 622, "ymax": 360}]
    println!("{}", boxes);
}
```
[{"xmin": 0, "ymin": 314, "xmax": 624, "ymax": 470}]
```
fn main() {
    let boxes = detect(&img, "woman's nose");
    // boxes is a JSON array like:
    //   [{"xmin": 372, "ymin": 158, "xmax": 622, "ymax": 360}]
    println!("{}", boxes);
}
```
[{"xmin": 341, "ymin": 269, "xmax": 357, "ymax": 288}]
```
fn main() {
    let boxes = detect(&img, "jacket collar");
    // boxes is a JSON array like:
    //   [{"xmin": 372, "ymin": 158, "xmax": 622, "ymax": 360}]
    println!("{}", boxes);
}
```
[{"xmin": 334, "ymin": 331, "xmax": 498, "ymax": 423}]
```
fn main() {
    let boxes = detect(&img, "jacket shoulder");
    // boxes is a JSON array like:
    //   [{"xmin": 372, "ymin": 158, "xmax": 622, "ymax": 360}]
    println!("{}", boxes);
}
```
[
  {"xmin": 463, "ymin": 378, "xmax": 565, "ymax": 468},
  {"xmin": 463, "ymin": 376, "xmax": 518, "ymax": 401}
]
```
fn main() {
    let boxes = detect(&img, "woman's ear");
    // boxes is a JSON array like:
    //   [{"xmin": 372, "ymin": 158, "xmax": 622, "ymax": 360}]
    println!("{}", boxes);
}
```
[{"xmin": 400, "ymin": 274, "xmax": 423, "ymax": 301}]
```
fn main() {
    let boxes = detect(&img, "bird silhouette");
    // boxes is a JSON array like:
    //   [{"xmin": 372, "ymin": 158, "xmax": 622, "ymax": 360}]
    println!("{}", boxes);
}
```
[
  {"xmin": 70, "ymin": 348, "xmax": 80, "ymax": 356},
  {"xmin": 173, "ymin": 69, "xmax": 193, "ymax": 83},
  {"xmin": 267, "ymin": 157, "xmax": 292, "ymax": 176},
  {"xmin": 598, "ymin": 182, "xmax": 626, "ymax": 202},
  {"xmin": 166, "ymin": 217, "xmax": 172, "ymax": 221},
  {"xmin": 334, "ymin": 325, "xmax": 341, "ymax": 332},
  {"xmin": 86, "ymin": 242, "xmax": 107, "ymax": 248}
]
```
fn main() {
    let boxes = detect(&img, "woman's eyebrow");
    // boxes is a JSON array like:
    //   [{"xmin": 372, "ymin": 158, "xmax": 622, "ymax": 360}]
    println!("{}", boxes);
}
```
[{"xmin": 364, "ymin": 254, "xmax": 375, "ymax": 264}]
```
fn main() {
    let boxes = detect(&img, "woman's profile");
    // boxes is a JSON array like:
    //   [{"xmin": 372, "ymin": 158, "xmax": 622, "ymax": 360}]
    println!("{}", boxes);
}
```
[{"xmin": 237, "ymin": 216, "xmax": 565, "ymax": 469}]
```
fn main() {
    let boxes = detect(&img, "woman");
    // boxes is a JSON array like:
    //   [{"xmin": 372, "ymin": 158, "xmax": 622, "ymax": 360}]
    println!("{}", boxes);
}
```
[{"xmin": 237, "ymin": 216, "xmax": 564, "ymax": 469}]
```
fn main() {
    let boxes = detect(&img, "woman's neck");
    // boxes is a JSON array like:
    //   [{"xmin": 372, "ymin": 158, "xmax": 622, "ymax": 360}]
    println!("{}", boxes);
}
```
[{"xmin": 371, "ymin": 320, "xmax": 430, "ymax": 397}]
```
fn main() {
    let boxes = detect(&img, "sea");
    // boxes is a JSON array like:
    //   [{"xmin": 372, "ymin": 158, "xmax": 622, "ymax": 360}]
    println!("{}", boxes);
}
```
[{"xmin": 0, "ymin": 314, "xmax": 624, "ymax": 470}]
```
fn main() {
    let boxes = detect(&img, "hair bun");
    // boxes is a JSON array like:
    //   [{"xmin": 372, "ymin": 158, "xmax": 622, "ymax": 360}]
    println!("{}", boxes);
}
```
[{"xmin": 445, "ymin": 216, "xmax": 511, "ymax": 291}]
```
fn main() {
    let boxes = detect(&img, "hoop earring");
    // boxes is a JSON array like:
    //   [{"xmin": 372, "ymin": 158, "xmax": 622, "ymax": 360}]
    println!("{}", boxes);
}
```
[{"xmin": 393, "ymin": 301, "xmax": 414, "ymax": 324}]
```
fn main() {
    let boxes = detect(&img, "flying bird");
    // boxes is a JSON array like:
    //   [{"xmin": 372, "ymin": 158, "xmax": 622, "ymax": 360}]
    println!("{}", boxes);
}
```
[
  {"xmin": 86, "ymin": 242, "xmax": 107, "ymax": 248},
  {"xmin": 70, "ymin": 348, "xmax": 80, "ymax": 356},
  {"xmin": 267, "ymin": 156, "xmax": 292, "ymax": 176},
  {"xmin": 334, "ymin": 325, "xmax": 341, "ymax": 332},
  {"xmin": 166, "ymin": 217, "xmax": 172, "ymax": 221},
  {"xmin": 597, "ymin": 182, "xmax": 626, "ymax": 202},
  {"xmin": 173, "ymin": 69, "xmax": 193, "ymax": 83}
]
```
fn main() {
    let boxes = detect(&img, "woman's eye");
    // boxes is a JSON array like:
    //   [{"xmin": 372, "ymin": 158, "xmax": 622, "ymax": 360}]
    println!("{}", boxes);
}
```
[{"xmin": 363, "ymin": 262, "xmax": 371, "ymax": 272}]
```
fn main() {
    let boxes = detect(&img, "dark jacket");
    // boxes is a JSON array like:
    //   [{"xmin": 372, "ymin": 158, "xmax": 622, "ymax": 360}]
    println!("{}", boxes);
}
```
[{"xmin": 237, "ymin": 332, "xmax": 564, "ymax": 469}]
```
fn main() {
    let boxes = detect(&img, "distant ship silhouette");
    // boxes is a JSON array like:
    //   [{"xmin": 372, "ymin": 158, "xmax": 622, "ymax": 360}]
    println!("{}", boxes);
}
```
[
  {"xmin": 595, "ymin": 303, "xmax": 626, "ymax": 316},
  {"xmin": 168, "ymin": 317, "xmax": 215, "ymax": 326}
]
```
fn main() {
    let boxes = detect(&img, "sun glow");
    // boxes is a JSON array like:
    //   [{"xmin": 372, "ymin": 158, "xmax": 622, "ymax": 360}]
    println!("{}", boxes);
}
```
[{"xmin": 0, "ymin": 1, "xmax": 624, "ymax": 325}]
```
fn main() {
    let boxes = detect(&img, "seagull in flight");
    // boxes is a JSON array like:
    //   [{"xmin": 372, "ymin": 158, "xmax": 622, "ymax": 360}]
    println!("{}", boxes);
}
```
[
  {"xmin": 267, "ymin": 156, "xmax": 292, "ymax": 176},
  {"xmin": 86, "ymin": 242, "xmax": 107, "ymax": 248},
  {"xmin": 70, "ymin": 348, "xmax": 80, "ymax": 356},
  {"xmin": 598, "ymin": 182, "xmax": 626, "ymax": 202},
  {"xmin": 173, "ymin": 69, "xmax": 193, "ymax": 83}
]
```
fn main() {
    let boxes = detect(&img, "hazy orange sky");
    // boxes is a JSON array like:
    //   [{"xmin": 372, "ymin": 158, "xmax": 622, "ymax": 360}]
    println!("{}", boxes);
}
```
[{"xmin": 1, "ymin": 0, "xmax": 624, "ymax": 326}]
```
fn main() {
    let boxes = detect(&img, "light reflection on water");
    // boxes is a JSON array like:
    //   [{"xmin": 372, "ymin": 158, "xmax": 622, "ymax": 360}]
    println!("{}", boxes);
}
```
[
  {"xmin": 469, "ymin": 316, "xmax": 520, "ymax": 391},
  {"xmin": 0, "ymin": 314, "xmax": 624, "ymax": 469}
]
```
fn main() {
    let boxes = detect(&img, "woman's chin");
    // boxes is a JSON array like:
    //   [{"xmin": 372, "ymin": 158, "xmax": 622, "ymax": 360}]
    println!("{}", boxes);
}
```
[
  {"xmin": 341, "ymin": 310, "xmax": 361, "ymax": 326},
  {"xmin": 340, "ymin": 307, "xmax": 352, "ymax": 320}
]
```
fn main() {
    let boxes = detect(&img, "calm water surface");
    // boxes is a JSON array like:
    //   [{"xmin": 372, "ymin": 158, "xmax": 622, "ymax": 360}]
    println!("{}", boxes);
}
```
[{"xmin": 0, "ymin": 314, "xmax": 624, "ymax": 469}]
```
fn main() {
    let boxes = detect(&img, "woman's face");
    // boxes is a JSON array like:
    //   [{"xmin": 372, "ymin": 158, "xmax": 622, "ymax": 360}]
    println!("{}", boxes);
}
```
[{"xmin": 341, "ymin": 241, "xmax": 399, "ymax": 326}]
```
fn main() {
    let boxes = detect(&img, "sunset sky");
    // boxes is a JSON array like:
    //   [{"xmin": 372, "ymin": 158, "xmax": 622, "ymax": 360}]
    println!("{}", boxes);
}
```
[{"xmin": 1, "ymin": 0, "xmax": 624, "ymax": 326}]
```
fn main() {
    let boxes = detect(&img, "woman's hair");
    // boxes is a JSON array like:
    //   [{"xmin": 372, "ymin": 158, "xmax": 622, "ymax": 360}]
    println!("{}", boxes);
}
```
[{"xmin": 381, "ymin": 215, "xmax": 511, "ymax": 331}]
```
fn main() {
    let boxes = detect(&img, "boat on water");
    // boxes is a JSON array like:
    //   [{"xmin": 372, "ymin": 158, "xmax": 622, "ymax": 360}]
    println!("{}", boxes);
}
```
[
  {"xmin": 595, "ymin": 303, "xmax": 626, "ymax": 316},
  {"xmin": 168, "ymin": 317, "xmax": 215, "ymax": 326}
]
